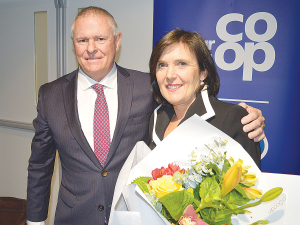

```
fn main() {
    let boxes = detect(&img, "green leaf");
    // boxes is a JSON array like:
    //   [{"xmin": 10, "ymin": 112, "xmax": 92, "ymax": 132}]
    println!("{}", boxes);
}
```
[
  {"xmin": 251, "ymin": 220, "xmax": 270, "ymax": 224},
  {"xmin": 159, "ymin": 190, "xmax": 194, "ymax": 221},
  {"xmin": 235, "ymin": 184, "xmax": 249, "ymax": 199},
  {"xmin": 193, "ymin": 184, "xmax": 201, "ymax": 201},
  {"xmin": 207, "ymin": 163, "xmax": 220, "ymax": 176},
  {"xmin": 222, "ymin": 158, "xmax": 231, "ymax": 173},
  {"xmin": 233, "ymin": 209, "xmax": 252, "ymax": 214},
  {"xmin": 199, "ymin": 207, "xmax": 211, "ymax": 220},
  {"xmin": 199, "ymin": 198, "xmax": 217, "ymax": 210},
  {"xmin": 226, "ymin": 188, "xmax": 250, "ymax": 206},
  {"xmin": 131, "ymin": 176, "xmax": 151, "ymax": 194},
  {"xmin": 200, "ymin": 208, "xmax": 230, "ymax": 225},
  {"xmin": 214, "ymin": 209, "xmax": 232, "ymax": 222},
  {"xmin": 225, "ymin": 202, "xmax": 237, "ymax": 211},
  {"xmin": 200, "ymin": 177, "xmax": 221, "ymax": 202}
]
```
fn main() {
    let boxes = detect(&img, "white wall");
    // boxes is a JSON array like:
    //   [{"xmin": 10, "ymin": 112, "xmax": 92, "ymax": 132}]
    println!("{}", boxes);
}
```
[{"xmin": 0, "ymin": 1, "xmax": 153, "ymax": 224}]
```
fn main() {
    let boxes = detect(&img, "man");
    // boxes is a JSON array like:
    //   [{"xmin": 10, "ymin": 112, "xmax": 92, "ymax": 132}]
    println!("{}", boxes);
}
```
[{"xmin": 26, "ymin": 6, "xmax": 265, "ymax": 225}]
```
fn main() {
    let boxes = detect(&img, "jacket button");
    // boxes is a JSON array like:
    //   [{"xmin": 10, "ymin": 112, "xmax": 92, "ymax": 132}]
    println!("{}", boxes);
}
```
[
  {"xmin": 98, "ymin": 205, "xmax": 104, "ymax": 211},
  {"xmin": 101, "ymin": 170, "xmax": 108, "ymax": 177}
]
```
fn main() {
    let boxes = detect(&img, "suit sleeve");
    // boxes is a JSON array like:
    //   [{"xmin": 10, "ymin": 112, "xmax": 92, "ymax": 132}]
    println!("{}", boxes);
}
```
[
  {"xmin": 26, "ymin": 85, "xmax": 57, "ymax": 222},
  {"xmin": 221, "ymin": 105, "xmax": 261, "ymax": 168}
]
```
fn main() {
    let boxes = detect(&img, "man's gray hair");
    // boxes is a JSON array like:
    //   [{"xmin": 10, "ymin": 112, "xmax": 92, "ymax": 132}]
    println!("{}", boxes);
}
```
[{"xmin": 71, "ymin": 6, "xmax": 118, "ymax": 37}]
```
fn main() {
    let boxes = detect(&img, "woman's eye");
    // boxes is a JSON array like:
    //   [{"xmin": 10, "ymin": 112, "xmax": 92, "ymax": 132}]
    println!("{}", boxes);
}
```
[
  {"xmin": 178, "ymin": 61, "xmax": 187, "ymax": 66},
  {"xmin": 157, "ymin": 63, "xmax": 167, "ymax": 68}
]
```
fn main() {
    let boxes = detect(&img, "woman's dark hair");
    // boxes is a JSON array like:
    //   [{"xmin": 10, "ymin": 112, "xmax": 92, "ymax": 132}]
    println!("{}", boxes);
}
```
[{"xmin": 149, "ymin": 30, "xmax": 220, "ymax": 105}]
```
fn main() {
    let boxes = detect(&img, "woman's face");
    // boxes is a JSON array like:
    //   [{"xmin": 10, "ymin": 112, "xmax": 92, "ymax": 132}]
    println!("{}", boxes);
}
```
[{"xmin": 156, "ymin": 42, "xmax": 207, "ymax": 109}]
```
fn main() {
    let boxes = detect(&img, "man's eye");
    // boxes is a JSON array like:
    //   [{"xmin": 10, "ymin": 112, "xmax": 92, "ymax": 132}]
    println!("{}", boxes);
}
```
[
  {"xmin": 96, "ymin": 37, "xmax": 106, "ymax": 42},
  {"xmin": 77, "ymin": 39, "xmax": 87, "ymax": 43}
]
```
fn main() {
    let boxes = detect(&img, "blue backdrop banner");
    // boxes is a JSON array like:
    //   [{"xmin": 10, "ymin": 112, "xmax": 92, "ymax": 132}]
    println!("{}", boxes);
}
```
[{"xmin": 153, "ymin": 0, "xmax": 300, "ymax": 174}]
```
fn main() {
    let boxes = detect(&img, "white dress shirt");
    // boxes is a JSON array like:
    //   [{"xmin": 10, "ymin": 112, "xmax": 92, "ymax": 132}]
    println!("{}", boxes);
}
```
[
  {"xmin": 77, "ymin": 64, "xmax": 118, "ymax": 149},
  {"xmin": 27, "ymin": 64, "xmax": 118, "ymax": 225}
]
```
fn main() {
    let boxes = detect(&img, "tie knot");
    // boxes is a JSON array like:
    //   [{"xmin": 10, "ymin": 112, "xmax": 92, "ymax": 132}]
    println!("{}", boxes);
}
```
[{"xmin": 92, "ymin": 83, "xmax": 104, "ymax": 95}]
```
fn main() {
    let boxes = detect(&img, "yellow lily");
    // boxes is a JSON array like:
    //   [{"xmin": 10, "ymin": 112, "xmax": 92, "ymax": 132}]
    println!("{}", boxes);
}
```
[
  {"xmin": 240, "ymin": 172, "xmax": 259, "ymax": 187},
  {"xmin": 229, "ymin": 157, "xmax": 250, "ymax": 174},
  {"xmin": 241, "ymin": 187, "xmax": 263, "ymax": 200},
  {"xmin": 229, "ymin": 157, "xmax": 258, "ymax": 187},
  {"xmin": 221, "ymin": 164, "xmax": 242, "ymax": 196}
]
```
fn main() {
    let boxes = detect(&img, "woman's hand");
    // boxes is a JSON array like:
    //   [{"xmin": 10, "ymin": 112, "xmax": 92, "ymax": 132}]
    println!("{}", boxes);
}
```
[{"xmin": 239, "ymin": 103, "xmax": 265, "ymax": 142}]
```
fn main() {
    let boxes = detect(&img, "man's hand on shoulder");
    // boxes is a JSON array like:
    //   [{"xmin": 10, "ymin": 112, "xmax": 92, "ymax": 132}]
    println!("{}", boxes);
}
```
[{"xmin": 239, "ymin": 102, "xmax": 265, "ymax": 142}]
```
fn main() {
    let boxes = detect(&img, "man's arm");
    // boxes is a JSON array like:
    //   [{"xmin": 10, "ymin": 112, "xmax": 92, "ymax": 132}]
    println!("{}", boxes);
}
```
[
  {"xmin": 239, "ymin": 102, "xmax": 265, "ymax": 142},
  {"xmin": 26, "ymin": 85, "xmax": 57, "ymax": 222}
]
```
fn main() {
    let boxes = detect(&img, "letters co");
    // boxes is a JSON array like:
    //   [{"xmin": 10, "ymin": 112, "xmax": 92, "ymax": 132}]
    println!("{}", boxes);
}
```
[{"xmin": 211, "ymin": 12, "xmax": 277, "ymax": 81}]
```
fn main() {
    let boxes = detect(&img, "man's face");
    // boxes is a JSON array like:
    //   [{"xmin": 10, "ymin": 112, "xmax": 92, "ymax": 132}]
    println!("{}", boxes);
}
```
[{"xmin": 72, "ymin": 14, "xmax": 121, "ymax": 81}]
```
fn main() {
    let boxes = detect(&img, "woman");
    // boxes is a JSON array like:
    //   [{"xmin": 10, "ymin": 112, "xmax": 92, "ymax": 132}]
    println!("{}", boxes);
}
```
[{"xmin": 149, "ymin": 30, "xmax": 261, "ymax": 168}]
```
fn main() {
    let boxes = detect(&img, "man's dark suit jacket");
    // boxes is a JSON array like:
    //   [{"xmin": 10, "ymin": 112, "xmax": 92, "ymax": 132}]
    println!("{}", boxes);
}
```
[
  {"xmin": 26, "ymin": 65, "xmax": 155, "ymax": 224},
  {"xmin": 149, "ymin": 92, "xmax": 261, "ymax": 168}
]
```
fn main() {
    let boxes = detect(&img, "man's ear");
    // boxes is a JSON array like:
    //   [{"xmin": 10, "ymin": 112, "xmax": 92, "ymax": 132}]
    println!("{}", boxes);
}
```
[{"xmin": 115, "ymin": 32, "xmax": 122, "ymax": 51}]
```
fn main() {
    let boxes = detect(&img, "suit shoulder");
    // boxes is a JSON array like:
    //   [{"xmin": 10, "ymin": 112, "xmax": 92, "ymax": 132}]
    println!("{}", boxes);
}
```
[
  {"xmin": 117, "ymin": 65, "xmax": 149, "ymax": 78},
  {"xmin": 117, "ymin": 66, "xmax": 151, "ymax": 90},
  {"xmin": 39, "ymin": 69, "xmax": 77, "ymax": 94}
]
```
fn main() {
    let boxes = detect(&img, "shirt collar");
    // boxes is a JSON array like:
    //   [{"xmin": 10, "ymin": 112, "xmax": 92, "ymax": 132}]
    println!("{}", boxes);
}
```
[{"xmin": 78, "ymin": 63, "xmax": 117, "ymax": 91}]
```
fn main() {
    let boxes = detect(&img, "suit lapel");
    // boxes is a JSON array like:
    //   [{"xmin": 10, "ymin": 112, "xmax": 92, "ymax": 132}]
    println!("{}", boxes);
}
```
[
  {"xmin": 104, "ymin": 66, "xmax": 133, "ymax": 166},
  {"xmin": 62, "ymin": 69, "xmax": 102, "ymax": 169},
  {"xmin": 155, "ymin": 106, "xmax": 174, "ymax": 141},
  {"xmin": 183, "ymin": 92, "xmax": 207, "ymax": 122},
  {"xmin": 155, "ymin": 92, "xmax": 211, "ymax": 141}
]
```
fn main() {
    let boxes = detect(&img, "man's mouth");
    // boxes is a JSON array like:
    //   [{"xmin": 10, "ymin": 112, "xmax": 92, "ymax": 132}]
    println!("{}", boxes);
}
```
[{"xmin": 86, "ymin": 58, "xmax": 101, "ymax": 60}]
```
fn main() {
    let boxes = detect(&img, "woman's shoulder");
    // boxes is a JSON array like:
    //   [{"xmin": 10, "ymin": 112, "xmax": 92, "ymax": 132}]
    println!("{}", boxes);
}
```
[
  {"xmin": 209, "ymin": 96, "xmax": 248, "ymax": 117},
  {"xmin": 207, "ymin": 96, "xmax": 248, "ymax": 129}
]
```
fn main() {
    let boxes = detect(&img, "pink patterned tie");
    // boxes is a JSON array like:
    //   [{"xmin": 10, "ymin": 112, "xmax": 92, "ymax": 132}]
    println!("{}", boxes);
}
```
[{"xmin": 92, "ymin": 84, "xmax": 111, "ymax": 167}]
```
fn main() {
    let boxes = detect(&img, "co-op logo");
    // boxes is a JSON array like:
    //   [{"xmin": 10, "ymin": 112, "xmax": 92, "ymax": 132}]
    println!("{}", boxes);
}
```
[{"xmin": 213, "ymin": 12, "xmax": 277, "ymax": 81}]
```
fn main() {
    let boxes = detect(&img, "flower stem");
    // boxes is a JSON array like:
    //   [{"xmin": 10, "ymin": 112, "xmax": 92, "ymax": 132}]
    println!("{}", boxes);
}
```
[{"xmin": 237, "ymin": 199, "xmax": 262, "ymax": 211}]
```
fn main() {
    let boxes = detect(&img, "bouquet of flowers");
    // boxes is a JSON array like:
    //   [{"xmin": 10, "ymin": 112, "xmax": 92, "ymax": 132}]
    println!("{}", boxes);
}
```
[
  {"xmin": 131, "ymin": 139, "xmax": 282, "ymax": 225},
  {"xmin": 109, "ymin": 115, "xmax": 286, "ymax": 225}
]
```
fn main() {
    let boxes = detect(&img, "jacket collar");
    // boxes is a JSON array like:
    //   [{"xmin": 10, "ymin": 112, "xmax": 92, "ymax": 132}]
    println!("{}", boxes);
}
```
[{"xmin": 155, "ymin": 90, "xmax": 215, "ymax": 142}]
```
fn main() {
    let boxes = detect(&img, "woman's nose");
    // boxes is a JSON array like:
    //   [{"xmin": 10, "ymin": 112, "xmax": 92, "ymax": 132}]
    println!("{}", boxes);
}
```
[{"xmin": 166, "ymin": 66, "xmax": 177, "ymax": 79}]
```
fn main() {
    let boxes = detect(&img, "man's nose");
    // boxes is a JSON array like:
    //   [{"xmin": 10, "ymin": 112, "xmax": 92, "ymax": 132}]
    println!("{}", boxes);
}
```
[{"xmin": 87, "ymin": 39, "xmax": 97, "ymax": 53}]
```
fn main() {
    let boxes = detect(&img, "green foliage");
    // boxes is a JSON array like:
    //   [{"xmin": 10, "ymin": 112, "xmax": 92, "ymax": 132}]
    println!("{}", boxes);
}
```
[
  {"xmin": 159, "ymin": 190, "xmax": 194, "ymax": 221},
  {"xmin": 251, "ymin": 220, "xmax": 270, "ymax": 224},
  {"xmin": 226, "ymin": 187, "xmax": 250, "ymax": 206},
  {"xmin": 206, "ymin": 163, "xmax": 220, "ymax": 176},
  {"xmin": 135, "ymin": 139, "xmax": 282, "ymax": 224},
  {"xmin": 193, "ymin": 183, "xmax": 201, "ymax": 201},
  {"xmin": 200, "ymin": 177, "xmax": 221, "ymax": 203},
  {"xmin": 214, "ymin": 209, "xmax": 233, "ymax": 223},
  {"xmin": 131, "ymin": 176, "xmax": 151, "ymax": 194},
  {"xmin": 234, "ymin": 184, "xmax": 249, "ymax": 200},
  {"xmin": 222, "ymin": 158, "xmax": 231, "ymax": 173}
]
